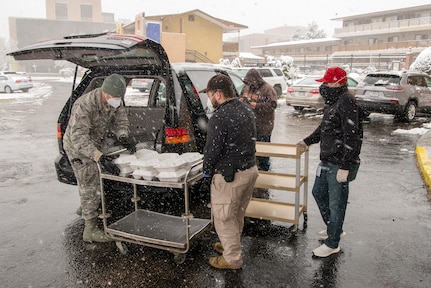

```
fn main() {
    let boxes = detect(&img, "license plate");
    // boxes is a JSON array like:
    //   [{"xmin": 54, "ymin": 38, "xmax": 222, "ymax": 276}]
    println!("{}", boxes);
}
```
[
  {"xmin": 369, "ymin": 91, "xmax": 379, "ymax": 97},
  {"xmin": 298, "ymin": 91, "xmax": 305, "ymax": 97}
]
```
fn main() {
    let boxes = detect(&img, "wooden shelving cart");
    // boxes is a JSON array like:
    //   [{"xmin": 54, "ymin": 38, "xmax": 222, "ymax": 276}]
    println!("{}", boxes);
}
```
[{"xmin": 245, "ymin": 142, "xmax": 309, "ymax": 229}]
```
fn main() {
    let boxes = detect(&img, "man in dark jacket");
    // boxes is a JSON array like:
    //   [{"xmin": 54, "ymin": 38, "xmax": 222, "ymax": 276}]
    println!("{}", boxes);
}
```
[
  {"xmin": 240, "ymin": 68, "xmax": 278, "ymax": 171},
  {"xmin": 297, "ymin": 67, "xmax": 363, "ymax": 257},
  {"xmin": 202, "ymin": 74, "xmax": 259, "ymax": 270}
]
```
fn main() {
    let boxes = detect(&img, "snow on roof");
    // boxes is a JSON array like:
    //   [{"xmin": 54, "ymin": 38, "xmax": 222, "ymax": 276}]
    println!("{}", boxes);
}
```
[{"xmin": 239, "ymin": 52, "xmax": 264, "ymax": 60}]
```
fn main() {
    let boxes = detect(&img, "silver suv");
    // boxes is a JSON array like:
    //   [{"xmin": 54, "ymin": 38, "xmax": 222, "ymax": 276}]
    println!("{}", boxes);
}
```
[
  {"xmin": 355, "ymin": 71, "xmax": 431, "ymax": 122},
  {"xmin": 232, "ymin": 67, "xmax": 288, "ymax": 97}
]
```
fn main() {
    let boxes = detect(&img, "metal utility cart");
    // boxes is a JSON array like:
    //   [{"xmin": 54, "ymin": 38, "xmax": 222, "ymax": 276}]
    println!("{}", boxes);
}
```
[
  {"xmin": 98, "ymin": 160, "xmax": 211, "ymax": 264},
  {"xmin": 245, "ymin": 142, "xmax": 309, "ymax": 229}
]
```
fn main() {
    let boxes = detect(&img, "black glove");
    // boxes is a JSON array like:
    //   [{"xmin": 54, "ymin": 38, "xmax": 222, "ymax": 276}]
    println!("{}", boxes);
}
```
[
  {"xmin": 119, "ymin": 135, "xmax": 137, "ymax": 153},
  {"xmin": 98, "ymin": 154, "xmax": 120, "ymax": 175}
]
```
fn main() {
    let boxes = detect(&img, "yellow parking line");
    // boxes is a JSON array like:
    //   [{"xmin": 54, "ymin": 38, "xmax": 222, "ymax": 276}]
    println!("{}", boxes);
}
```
[{"xmin": 416, "ymin": 146, "xmax": 431, "ymax": 189}]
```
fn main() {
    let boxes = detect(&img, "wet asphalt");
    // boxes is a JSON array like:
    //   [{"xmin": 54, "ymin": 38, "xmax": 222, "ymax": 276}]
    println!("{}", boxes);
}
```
[{"xmin": 0, "ymin": 78, "xmax": 430, "ymax": 288}]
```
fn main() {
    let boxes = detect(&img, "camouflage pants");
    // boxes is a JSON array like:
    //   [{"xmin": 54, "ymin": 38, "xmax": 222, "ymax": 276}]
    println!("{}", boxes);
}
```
[{"xmin": 70, "ymin": 157, "xmax": 101, "ymax": 220}]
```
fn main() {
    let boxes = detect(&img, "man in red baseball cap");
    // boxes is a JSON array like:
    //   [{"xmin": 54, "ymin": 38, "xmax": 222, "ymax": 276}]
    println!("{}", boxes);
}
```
[
  {"xmin": 297, "ymin": 66, "xmax": 364, "ymax": 258},
  {"xmin": 315, "ymin": 66, "xmax": 348, "ymax": 84}
]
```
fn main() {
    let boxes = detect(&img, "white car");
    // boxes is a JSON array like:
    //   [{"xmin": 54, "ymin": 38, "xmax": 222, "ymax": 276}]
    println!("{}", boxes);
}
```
[
  {"xmin": 131, "ymin": 78, "xmax": 154, "ymax": 92},
  {"xmin": 0, "ymin": 74, "xmax": 33, "ymax": 93},
  {"xmin": 232, "ymin": 67, "xmax": 288, "ymax": 97}
]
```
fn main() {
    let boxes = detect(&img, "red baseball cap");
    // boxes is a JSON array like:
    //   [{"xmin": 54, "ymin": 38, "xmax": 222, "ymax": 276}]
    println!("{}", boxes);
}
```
[{"xmin": 316, "ymin": 67, "xmax": 347, "ymax": 84}]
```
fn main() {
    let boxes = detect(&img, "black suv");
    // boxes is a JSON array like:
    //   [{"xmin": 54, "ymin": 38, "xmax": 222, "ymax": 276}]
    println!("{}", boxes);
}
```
[
  {"xmin": 8, "ymin": 33, "xmax": 245, "ymax": 185},
  {"xmin": 355, "ymin": 71, "xmax": 431, "ymax": 122}
]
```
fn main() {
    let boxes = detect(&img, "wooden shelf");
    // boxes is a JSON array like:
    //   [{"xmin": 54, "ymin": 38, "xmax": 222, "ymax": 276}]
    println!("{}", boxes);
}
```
[
  {"xmin": 246, "ymin": 141, "xmax": 309, "ymax": 225},
  {"xmin": 255, "ymin": 171, "xmax": 306, "ymax": 192},
  {"xmin": 245, "ymin": 198, "xmax": 304, "ymax": 224},
  {"xmin": 256, "ymin": 142, "xmax": 308, "ymax": 158}
]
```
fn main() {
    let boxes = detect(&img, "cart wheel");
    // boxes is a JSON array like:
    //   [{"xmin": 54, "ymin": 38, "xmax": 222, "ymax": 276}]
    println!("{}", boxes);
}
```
[
  {"xmin": 115, "ymin": 241, "xmax": 128, "ymax": 255},
  {"xmin": 173, "ymin": 253, "xmax": 186, "ymax": 264},
  {"xmin": 303, "ymin": 212, "xmax": 308, "ymax": 229}
]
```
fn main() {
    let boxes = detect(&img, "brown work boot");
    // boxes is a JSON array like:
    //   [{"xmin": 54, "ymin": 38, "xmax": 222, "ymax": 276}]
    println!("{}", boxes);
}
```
[
  {"xmin": 214, "ymin": 242, "xmax": 224, "ymax": 254},
  {"xmin": 83, "ymin": 218, "xmax": 112, "ymax": 243},
  {"xmin": 209, "ymin": 256, "xmax": 241, "ymax": 270}
]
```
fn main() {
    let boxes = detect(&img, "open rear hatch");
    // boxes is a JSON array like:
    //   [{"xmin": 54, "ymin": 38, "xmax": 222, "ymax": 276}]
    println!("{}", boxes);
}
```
[{"xmin": 8, "ymin": 33, "xmax": 171, "ymax": 72}]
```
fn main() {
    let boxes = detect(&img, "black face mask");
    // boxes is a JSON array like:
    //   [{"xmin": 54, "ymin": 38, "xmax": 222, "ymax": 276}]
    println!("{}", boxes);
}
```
[{"xmin": 319, "ymin": 84, "xmax": 344, "ymax": 104}]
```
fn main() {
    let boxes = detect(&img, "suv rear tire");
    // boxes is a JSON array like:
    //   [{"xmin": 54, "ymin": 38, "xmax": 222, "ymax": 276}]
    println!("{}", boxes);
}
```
[
  {"xmin": 274, "ymin": 85, "xmax": 282, "ymax": 97},
  {"xmin": 395, "ymin": 101, "xmax": 417, "ymax": 122}
]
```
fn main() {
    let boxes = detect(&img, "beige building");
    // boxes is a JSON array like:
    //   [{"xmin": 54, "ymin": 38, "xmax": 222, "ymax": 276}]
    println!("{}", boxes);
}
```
[
  {"xmin": 122, "ymin": 10, "xmax": 247, "ymax": 63},
  {"xmin": 253, "ymin": 4, "xmax": 431, "ymax": 71}
]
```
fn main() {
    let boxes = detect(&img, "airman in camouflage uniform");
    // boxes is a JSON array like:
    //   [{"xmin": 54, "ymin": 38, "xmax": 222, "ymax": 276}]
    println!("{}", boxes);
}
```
[{"xmin": 63, "ymin": 74, "xmax": 129, "ymax": 243}]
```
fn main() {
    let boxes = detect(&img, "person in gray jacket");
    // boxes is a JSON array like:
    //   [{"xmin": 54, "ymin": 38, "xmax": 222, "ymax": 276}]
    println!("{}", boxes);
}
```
[
  {"xmin": 63, "ymin": 74, "xmax": 132, "ymax": 243},
  {"xmin": 240, "ymin": 68, "xmax": 277, "ymax": 171}
]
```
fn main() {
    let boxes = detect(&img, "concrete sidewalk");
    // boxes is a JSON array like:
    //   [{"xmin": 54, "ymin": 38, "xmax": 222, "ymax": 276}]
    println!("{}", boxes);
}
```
[{"xmin": 416, "ymin": 129, "xmax": 431, "ymax": 191}]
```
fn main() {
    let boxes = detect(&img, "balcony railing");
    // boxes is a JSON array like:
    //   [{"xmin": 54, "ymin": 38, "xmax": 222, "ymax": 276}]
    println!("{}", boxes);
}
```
[
  {"xmin": 334, "ymin": 16, "xmax": 431, "ymax": 36},
  {"xmin": 268, "ymin": 40, "xmax": 431, "ymax": 58}
]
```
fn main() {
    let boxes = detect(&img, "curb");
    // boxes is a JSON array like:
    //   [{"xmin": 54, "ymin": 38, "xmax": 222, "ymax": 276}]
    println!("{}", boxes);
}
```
[{"xmin": 416, "ymin": 146, "xmax": 431, "ymax": 190}]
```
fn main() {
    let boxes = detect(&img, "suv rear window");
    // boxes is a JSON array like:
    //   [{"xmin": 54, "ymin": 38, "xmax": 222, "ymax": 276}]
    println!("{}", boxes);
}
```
[
  {"xmin": 257, "ymin": 69, "xmax": 272, "ymax": 78},
  {"xmin": 364, "ymin": 74, "xmax": 401, "ymax": 86},
  {"xmin": 272, "ymin": 68, "xmax": 284, "ymax": 77}
]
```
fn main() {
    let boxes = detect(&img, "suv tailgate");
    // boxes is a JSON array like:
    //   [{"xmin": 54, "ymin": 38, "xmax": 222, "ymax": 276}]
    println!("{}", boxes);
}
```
[{"xmin": 7, "ymin": 33, "xmax": 170, "ymax": 71}]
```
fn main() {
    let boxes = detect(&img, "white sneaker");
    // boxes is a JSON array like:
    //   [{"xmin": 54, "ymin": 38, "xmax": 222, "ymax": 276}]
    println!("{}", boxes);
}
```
[
  {"xmin": 312, "ymin": 244, "xmax": 340, "ymax": 257},
  {"xmin": 318, "ymin": 230, "xmax": 347, "ymax": 240}
]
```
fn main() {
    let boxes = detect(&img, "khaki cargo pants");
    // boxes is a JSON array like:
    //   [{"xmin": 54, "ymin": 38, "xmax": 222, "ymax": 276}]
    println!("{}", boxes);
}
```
[{"xmin": 211, "ymin": 166, "xmax": 258, "ymax": 267}]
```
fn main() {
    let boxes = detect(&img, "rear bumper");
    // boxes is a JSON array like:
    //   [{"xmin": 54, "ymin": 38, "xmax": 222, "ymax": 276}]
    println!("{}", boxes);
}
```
[
  {"xmin": 55, "ymin": 154, "xmax": 77, "ymax": 185},
  {"xmin": 357, "ymin": 100, "xmax": 402, "ymax": 115}
]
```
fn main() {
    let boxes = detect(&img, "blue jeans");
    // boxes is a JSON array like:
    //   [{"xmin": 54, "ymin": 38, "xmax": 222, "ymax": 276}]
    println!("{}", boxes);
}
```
[
  {"xmin": 257, "ymin": 135, "xmax": 271, "ymax": 171},
  {"xmin": 312, "ymin": 162, "xmax": 350, "ymax": 248}
]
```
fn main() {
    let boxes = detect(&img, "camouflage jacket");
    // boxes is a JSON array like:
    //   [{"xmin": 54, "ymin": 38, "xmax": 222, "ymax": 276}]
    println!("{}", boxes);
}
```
[{"xmin": 63, "ymin": 88, "xmax": 129, "ymax": 161}]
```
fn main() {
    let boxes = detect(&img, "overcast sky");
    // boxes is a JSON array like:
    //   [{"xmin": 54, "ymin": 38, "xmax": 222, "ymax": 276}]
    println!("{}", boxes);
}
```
[{"xmin": 1, "ymin": 0, "xmax": 430, "ymax": 40}]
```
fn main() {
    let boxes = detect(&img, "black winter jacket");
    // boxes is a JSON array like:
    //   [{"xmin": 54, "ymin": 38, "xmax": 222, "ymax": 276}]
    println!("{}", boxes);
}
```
[
  {"xmin": 303, "ymin": 86, "xmax": 363, "ymax": 170},
  {"xmin": 203, "ymin": 98, "xmax": 256, "ymax": 176}
]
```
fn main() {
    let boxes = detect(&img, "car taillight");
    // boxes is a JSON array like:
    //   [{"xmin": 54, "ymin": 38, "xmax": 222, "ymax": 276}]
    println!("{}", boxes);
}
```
[
  {"xmin": 287, "ymin": 88, "xmax": 294, "ymax": 93},
  {"xmin": 57, "ymin": 123, "xmax": 62, "ymax": 139},
  {"xmin": 310, "ymin": 88, "xmax": 320, "ymax": 94},
  {"xmin": 165, "ymin": 127, "xmax": 190, "ymax": 144},
  {"xmin": 15, "ymin": 79, "xmax": 22, "ymax": 83},
  {"xmin": 192, "ymin": 86, "xmax": 200, "ymax": 99},
  {"xmin": 385, "ymin": 84, "xmax": 403, "ymax": 91}
]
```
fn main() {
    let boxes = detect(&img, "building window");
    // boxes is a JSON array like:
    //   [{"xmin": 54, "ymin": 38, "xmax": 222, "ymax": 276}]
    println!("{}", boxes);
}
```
[
  {"xmin": 188, "ymin": 15, "xmax": 195, "ymax": 21},
  {"xmin": 368, "ymin": 38, "xmax": 377, "ymax": 44},
  {"xmin": 81, "ymin": 4, "xmax": 93, "ymax": 21},
  {"xmin": 388, "ymin": 36, "xmax": 399, "ymax": 42},
  {"xmin": 415, "ymin": 34, "xmax": 428, "ymax": 40},
  {"xmin": 55, "ymin": 3, "xmax": 68, "ymax": 20}
]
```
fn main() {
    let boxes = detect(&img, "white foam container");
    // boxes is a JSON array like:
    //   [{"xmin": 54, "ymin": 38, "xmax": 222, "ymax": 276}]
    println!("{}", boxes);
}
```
[
  {"xmin": 119, "ymin": 166, "xmax": 133, "ymax": 177},
  {"xmin": 154, "ymin": 157, "xmax": 187, "ymax": 172},
  {"xmin": 179, "ymin": 152, "xmax": 203, "ymax": 168},
  {"xmin": 113, "ymin": 154, "xmax": 137, "ymax": 168},
  {"xmin": 134, "ymin": 148, "xmax": 159, "ymax": 159},
  {"xmin": 132, "ymin": 169, "xmax": 158, "ymax": 180},
  {"xmin": 157, "ymin": 168, "xmax": 188, "ymax": 182},
  {"xmin": 130, "ymin": 158, "xmax": 161, "ymax": 170}
]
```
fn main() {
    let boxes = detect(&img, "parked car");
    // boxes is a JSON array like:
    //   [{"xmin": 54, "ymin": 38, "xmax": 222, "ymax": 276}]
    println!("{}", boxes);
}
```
[
  {"xmin": 8, "ymin": 33, "xmax": 245, "ymax": 185},
  {"xmin": 355, "ymin": 71, "xmax": 431, "ymax": 122},
  {"xmin": 232, "ymin": 67, "xmax": 288, "ymax": 97},
  {"xmin": 285, "ymin": 75, "xmax": 359, "ymax": 111},
  {"xmin": 0, "ymin": 73, "xmax": 33, "ymax": 93},
  {"xmin": 131, "ymin": 78, "xmax": 154, "ymax": 92}
]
